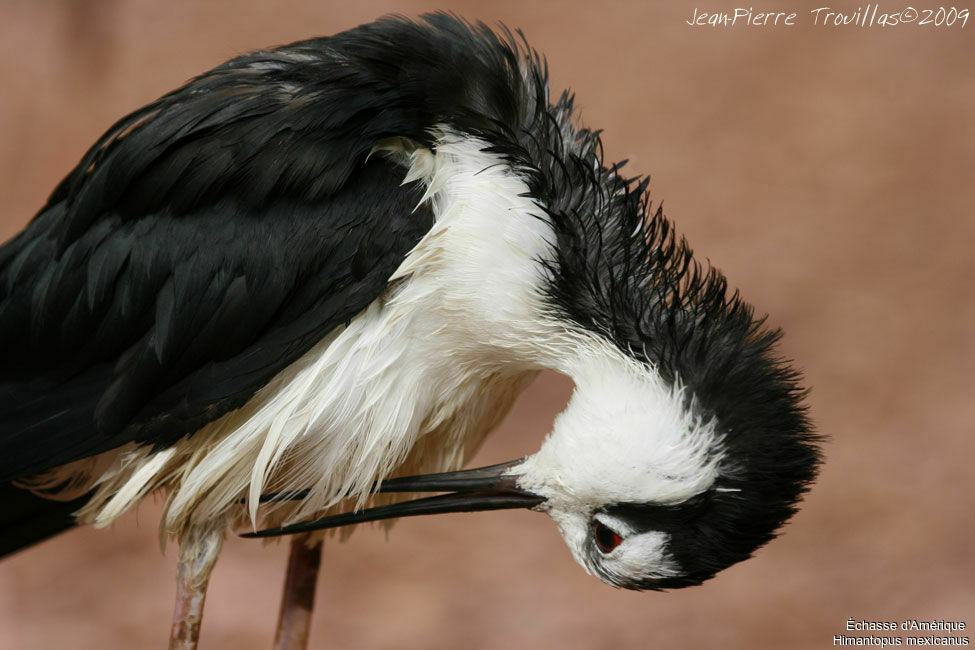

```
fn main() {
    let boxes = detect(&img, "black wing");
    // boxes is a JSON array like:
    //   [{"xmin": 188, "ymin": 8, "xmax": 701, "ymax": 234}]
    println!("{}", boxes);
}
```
[
  {"xmin": 0, "ymin": 156, "xmax": 430, "ymax": 481},
  {"xmin": 0, "ymin": 36, "xmax": 440, "ymax": 481},
  {"xmin": 0, "ymin": 14, "xmax": 542, "ymax": 482}
]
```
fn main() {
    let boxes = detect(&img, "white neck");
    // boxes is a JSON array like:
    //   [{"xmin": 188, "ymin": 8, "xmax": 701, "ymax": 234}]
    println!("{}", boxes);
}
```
[{"xmin": 518, "ymin": 340, "xmax": 725, "ymax": 508}]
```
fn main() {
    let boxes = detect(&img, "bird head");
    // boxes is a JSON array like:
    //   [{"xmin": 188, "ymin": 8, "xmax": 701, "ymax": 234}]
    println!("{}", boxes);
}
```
[{"xmin": 512, "ymin": 342, "xmax": 819, "ymax": 590}]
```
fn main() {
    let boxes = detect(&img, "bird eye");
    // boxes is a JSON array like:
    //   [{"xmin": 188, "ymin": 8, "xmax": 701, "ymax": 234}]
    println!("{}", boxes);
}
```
[{"xmin": 593, "ymin": 520, "xmax": 623, "ymax": 553}]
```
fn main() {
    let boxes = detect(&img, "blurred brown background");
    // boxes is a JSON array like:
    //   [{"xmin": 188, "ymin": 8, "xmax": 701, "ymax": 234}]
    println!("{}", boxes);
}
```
[{"xmin": 0, "ymin": 1, "xmax": 972, "ymax": 648}]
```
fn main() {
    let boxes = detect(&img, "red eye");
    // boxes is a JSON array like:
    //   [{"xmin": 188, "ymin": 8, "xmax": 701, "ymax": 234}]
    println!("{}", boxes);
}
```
[{"xmin": 593, "ymin": 521, "xmax": 623, "ymax": 553}]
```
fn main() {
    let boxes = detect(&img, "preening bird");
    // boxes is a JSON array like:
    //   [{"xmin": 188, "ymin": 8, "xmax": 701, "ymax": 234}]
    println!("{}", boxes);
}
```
[{"xmin": 0, "ymin": 13, "xmax": 821, "ymax": 649}]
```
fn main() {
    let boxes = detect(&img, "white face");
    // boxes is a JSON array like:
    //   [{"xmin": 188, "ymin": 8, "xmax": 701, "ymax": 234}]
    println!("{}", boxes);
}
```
[
  {"xmin": 543, "ymin": 502, "xmax": 683, "ymax": 586},
  {"xmin": 513, "ymin": 353, "xmax": 724, "ymax": 587}
]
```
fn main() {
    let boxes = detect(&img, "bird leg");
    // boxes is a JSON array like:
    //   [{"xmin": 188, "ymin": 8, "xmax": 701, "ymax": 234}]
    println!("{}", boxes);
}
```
[
  {"xmin": 169, "ymin": 523, "xmax": 224, "ymax": 650},
  {"xmin": 272, "ymin": 533, "xmax": 323, "ymax": 650}
]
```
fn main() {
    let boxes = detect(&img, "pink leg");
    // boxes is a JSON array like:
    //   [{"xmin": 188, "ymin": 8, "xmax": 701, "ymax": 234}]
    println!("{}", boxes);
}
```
[
  {"xmin": 272, "ymin": 534, "xmax": 323, "ymax": 650},
  {"xmin": 169, "ymin": 525, "xmax": 224, "ymax": 650}
]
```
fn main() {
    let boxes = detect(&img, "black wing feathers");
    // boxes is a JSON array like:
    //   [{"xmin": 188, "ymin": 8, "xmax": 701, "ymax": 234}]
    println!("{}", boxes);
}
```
[
  {"xmin": 1, "ymin": 154, "xmax": 431, "ymax": 481},
  {"xmin": 1, "ymin": 14, "xmax": 543, "ymax": 480},
  {"xmin": 1, "ymin": 13, "xmax": 545, "ymax": 480}
]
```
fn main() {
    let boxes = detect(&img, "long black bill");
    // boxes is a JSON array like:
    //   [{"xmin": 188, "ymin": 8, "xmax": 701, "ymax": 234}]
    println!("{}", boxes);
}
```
[{"xmin": 240, "ymin": 459, "xmax": 545, "ymax": 539}]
